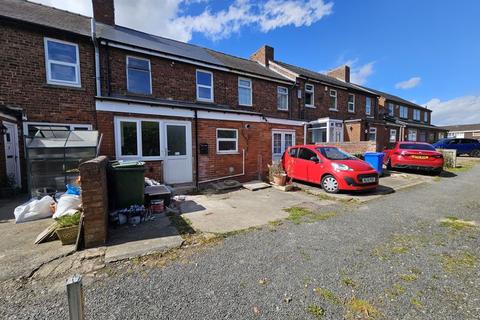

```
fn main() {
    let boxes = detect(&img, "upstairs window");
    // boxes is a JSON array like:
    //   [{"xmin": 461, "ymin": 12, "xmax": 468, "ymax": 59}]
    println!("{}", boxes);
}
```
[
  {"xmin": 305, "ymin": 84, "xmax": 314, "ymax": 107},
  {"xmin": 127, "ymin": 56, "xmax": 151, "ymax": 94},
  {"xmin": 366, "ymin": 97, "xmax": 372, "ymax": 115},
  {"xmin": 196, "ymin": 70, "xmax": 214, "ymax": 102},
  {"xmin": 388, "ymin": 103, "xmax": 394, "ymax": 116},
  {"xmin": 413, "ymin": 109, "xmax": 421, "ymax": 121},
  {"xmin": 348, "ymin": 94, "xmax": 355, "ymax": 112},
  {"xmin": 369, "ymin": 127, "xmax": 377, "ymax": 141},
  {"xmin": 277, "ymin": 86, "xmax": 289, "ymax": 110},
  {"xmin": 400, "ymin": 105, "xmax": 408, "ymax": 118},
  {"xmin": 238, "ymin": 78, "xmax": 252, "ymax": 106},
  {"xmin": 329, "ymin": 89, "xmax": 337, "ymax": 110},
  {"xmin": 44, "ymin": 38, "xmax": 80, "ymax": 87},
  {"xmin": 424, "ymin": 111, "xmax": 428, "ymax": 123}
]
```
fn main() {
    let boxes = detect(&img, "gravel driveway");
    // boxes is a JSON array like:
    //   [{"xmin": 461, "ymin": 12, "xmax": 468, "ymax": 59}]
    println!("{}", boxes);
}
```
[{"xmin": 1, "ymin": 165, "xmax": 479, "ymax": 319}]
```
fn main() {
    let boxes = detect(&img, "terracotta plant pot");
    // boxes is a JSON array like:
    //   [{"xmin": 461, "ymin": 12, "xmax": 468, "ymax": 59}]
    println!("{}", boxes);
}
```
[{"xmin": 273, "ymin": 173, "xmax": 287, "ymax": 186}]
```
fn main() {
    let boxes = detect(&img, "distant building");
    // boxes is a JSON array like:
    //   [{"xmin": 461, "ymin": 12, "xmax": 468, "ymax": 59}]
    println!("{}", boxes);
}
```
[{"xmin": 442, "ymin": 124, "xmax": 480, "ymax": 139}]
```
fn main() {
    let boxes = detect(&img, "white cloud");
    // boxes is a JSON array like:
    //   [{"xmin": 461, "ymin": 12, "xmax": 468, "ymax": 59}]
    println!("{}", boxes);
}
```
[
  {"xmin": 350, "ymin": 62, "xmax": 374, "ymax": 85},
  {"xmin": 423, "ymin": 95, "xmax": 480, "ymax": 126},
  {"xmin": 395, "ymin": 76, "xmax": 421, "ymax": 90},
  {"xmin": 32, "ymin": 0, "xmax": 333, "ymax": 42}
]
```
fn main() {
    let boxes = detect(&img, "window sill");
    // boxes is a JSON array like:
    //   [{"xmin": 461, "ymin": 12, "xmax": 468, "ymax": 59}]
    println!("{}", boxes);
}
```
[
  {"xmin": 126, "ymin": 92, "xmax": 153, "ymax": 97},
  {"xmin": 197, "ymin": 98, "xmax": 214, "ymax": 104},
  {"xmin": 348, "ymin": 110, "xmax": 355, "ymax": 113},
  {"xmin": 43, "ymin": 83, "xmax": 84, "ymax": 91},
  {"xmin": 238, "ymin": 104, "xmax": 253, "ymax": 108},
  {"xmin": 305, "ymin": 105, "xmax": 316, "ymax": 109},
  {"xmin": 329, "ymin": 108, "xmax": 338, "ymax": 112},
  {"xmin": 277, "ymin": 109, "xmax": 289, "ymax": 112},
  {"xmin": 216, "ymin": 151, "xmax": 240, "ymax": 155}
]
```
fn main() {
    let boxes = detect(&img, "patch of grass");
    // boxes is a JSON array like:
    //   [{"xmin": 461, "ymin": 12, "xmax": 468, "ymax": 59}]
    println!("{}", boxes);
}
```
[
  {"xmin": 373, "ymin": 234, "xmax": 427, "ymax": 260},
  {"xmin": 386, "ymin": 283, "xmax": 406, "ymax": 299},
  {"xmin": 268, "ymin": 219, "xmax": 283, "ymax": 226},
  {"xmin": 299, "ymin": 248, "xmax": 312, "ymax": 261},
  {"xmin": 341, "ymin": 277, "xmax": 357, "ymax": 288},
  {"xmin": 307, "ymin": 304, "xmax": 325, "ymax": 318},
  {"xmin": 218, "ymin": 226, "xmax": 261, "ymax": 238},
  {"xmin": 400, "ymin": 273, "xmax": 418, "ymax": 282},
  {"xmin": 284, "ymin": 207, "xmax": 337, "ymax": 224},
  {"xmin": 411, "ymin": 298, "xmax": 424, "ymax": 309},
  {"xmin": 314, "ymin": 287, "xmax": 342, "ymax": 305},
  {"xmin": 441, "ymin": 251, "xmax": 477, "ymax": 273},
  {"xmin": 440, "ymin": 217, "xmax": 477, "ymax": 231},
  {"xmin": 445, "ymin": 161, "xmax": 476, "ymax": 174},
  {"xmin": 346, "ymin": 298, "xmax": 381, "ymax": 319}
]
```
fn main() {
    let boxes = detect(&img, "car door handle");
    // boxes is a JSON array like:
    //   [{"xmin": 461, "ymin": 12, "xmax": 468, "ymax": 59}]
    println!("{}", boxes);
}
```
[{"xmin": 7, "ymin": 155, "xmax": 13, "ymax": 159}]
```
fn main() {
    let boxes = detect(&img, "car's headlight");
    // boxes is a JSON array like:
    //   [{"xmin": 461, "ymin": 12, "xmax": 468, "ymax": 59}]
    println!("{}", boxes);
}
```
[{"xmin": 332, "ymin": 163, "xmax": 353, "ymax": 171}]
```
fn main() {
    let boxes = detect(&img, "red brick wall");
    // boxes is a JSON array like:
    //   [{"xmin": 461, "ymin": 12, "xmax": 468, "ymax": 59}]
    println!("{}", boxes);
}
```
[
  {"xmin": 101, "ymin": 46, "xmax": 298, "ymax": 119},
  {"xmin": 315, "ymin": 141, "xmax": 377, "ymax": 155}
]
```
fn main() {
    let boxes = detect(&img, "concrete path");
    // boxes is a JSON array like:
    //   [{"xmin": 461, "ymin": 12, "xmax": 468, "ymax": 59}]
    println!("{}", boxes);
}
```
[
  {"xmin": 0, "ymin": 196, "xmax": 74, "ymax": 281},
  {"xmin": 180, "ymin": 188, "xmax": 335, "ymax": 233}
]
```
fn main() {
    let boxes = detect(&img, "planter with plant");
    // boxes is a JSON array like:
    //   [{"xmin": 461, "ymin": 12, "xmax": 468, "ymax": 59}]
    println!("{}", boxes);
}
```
[
  {"xmin": 268, "ymin": 162, "xmax": 287, "ymax": 186},
  {"xmin": 55, "ymin": 211, "xmax": 81, "ymax": 245}
]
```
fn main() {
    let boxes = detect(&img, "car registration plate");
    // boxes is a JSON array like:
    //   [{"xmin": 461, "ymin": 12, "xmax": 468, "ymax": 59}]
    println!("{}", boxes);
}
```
[
  {"xmin": 411, "ymin": 155, "xmax": 428, "ymax": 159},
  {"xmin": 362, "ymin": 177, "xmax": 376, "ymax": 183}
]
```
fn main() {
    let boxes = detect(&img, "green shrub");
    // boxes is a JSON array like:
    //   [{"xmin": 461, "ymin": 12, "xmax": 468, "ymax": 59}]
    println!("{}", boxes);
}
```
[{"xmin": 55, "ymin": 211, "xmax": 81, "ymax": 228}]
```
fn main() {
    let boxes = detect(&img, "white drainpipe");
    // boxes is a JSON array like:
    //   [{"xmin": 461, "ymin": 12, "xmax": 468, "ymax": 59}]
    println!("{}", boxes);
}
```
[{"xmin": 91, "ymin": 19, "xmax": 101, "ymax": 96}]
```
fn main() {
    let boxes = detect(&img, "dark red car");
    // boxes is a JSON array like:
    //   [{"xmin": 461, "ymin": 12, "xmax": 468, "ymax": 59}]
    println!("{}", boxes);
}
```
[
  {"xmin": 282, "ymin": 145, "xmax": 379, "ymax": 193},
  {"xmin": 383, "ymin": 142, "xmax": 444, "ymax": 174}
]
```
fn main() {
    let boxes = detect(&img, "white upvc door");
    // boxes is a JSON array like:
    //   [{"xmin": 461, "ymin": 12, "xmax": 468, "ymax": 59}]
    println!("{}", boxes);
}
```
[
  {"xmin": 272, "ymin": 130, "xmax": 295, "ymax": 162},
  {"xmin": 163, "ymin": 121, "xmax": 193, "ymax": 184},
  {"xmin": 3, "ymin": 121, "xmax": 21, "ymax": 187}
]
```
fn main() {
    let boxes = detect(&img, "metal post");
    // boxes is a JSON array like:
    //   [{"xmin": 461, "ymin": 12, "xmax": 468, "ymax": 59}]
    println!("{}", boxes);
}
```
[{"xmin": 66, "ymin": 274, "xmax": 85, "ymax": 320}]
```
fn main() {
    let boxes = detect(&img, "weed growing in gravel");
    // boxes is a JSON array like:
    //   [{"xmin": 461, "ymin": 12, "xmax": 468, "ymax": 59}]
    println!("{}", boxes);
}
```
[
  {"xmin": 385, "ymin": 283, "xmax": 406, "ymax": 299},
  {"xmin": 411, "ymin": 298, "xmax": 424, "ymax": 309},
  {"xmin": 341, "ymin": 277, "xmax": 357, "ymax": 288},
  {"xmin": 284, "ymin": 207, "xmax": 337, "ymax": 224},
  {"xmin": 346, "ymin": 298, "xmax": 381, "ymax": 319},
  {"xmin": 400, "ymin": 273, "xmax": 419, "ymax": 282},
  {"xmin": 440, "ymin": 217, "xmax": 477, "ymax": 231},
  {"xmin": 441, "ymin": 251, "xmax": 477, "ymax": 273},
  {"xmin": 218, "ymin": 226, "xmax": 262, "ymax": 238},
  {"xmin": 307, "ymin": 304, "xmax": 325, "ymax": 318},
  {"xmin": 268, "ymin": 219, "xmax": 283, "ymax": 227},
  {"xmin": 299, "ymin": 248, "xmax": 312, "ymax": 261},
  {"xmin": 373, "ymin": 234, "xmax": 427, "ymax": 260},
  {"xmin": 314, "ymin": 287, "xmax": 342, "ymax": 305}
]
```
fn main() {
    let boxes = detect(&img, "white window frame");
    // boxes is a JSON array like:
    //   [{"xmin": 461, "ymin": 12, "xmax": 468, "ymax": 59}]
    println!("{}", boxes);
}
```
[
  {"xmin": 408, "ymin": 129, "xmax": 417, "ymax": 141},
  {"xmin": 389, "ymin": 129, "xmax": 397, "ymax": 142},
  {"xmin": 114, "ymin": 117, "xmax": 163, "ymax": 160},
  {"xmin": 272, "ymin": 130, "xmax": 296, "ymax": 161},
  {"xmin": 44, "ymin": 37, "xmax": 81, "ymax": 87},
  {"xmin": 413, "ymin": 109, "xmax": 421, "ymax": 121},
  {"xmin": 216, "ymin": 128, "xmax": 238, "ymax": 154},
  {"xmin": 348, "ymin": 93, "xmax": 355, "ymax": 113},
  {"xmin": 366, "ymin": 97, "xmax": 372, "ymax": 116},
  {"xmin": 424, "ymin": 112, "xmax": 428, "ymax": 123},
  {"xmin": 277, "ymin": 86, "xmax": 289, "ymax": 111},
  {"xmin": 329, "ymin": 89, "xmax": 338, "ymax": 111},
  {"xmin": 304, "ymin": 84, "xmax": 315, "ymax": 108},
  {"xmin": 126, "ymin": 55, "xmax": 152, "ymax": 95},
  {"xmin": 400, "ymin": 106, "xmax": 408, "ymax": 119},
  {"xmin": 238, "ymin": 77, "xmax": 252, "ymax": 106},
  {"xmin": 369, "ymin": 127, "xmax": 377, "ymax": 141},
  {"xmin": 196, "ymin": 69, "xmax": 214, "ymax": 102}
]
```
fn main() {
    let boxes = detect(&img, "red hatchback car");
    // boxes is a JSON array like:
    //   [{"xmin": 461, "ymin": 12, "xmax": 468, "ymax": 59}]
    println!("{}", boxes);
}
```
[
  {"xmin": 282, "ymin": 145, "xmax": 379, "ymax": 193},
  {"xmin": 383, "ymin": 142, "xmax": 444, "ymax": 174}
]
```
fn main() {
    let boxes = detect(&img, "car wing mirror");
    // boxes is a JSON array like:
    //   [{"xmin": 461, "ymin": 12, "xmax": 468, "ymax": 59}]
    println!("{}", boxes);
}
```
[{"xmin": 310, "ymin": 156, "xmax": 320, "ymax": 163}]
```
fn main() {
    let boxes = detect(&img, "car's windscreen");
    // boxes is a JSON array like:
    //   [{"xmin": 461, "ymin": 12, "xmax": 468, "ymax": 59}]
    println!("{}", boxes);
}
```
[
  {"xmin": 316, "ymin": 147, "xmax": 356, "ymax": 160},
  {"xmin": 399, "ymin": 143, "xmax": 435, "ymax": 151}
]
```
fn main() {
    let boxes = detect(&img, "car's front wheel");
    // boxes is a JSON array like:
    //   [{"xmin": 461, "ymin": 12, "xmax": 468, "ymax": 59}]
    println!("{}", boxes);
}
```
[{"xmin": 321, "ymin": 175, "xmax": 339, "ymax": 194}]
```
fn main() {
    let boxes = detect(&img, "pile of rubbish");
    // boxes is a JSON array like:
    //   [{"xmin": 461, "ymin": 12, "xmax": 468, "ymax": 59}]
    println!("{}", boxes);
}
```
[{"xmin": 14, "ymin": 178, "xmax": 84, "ymax": 246}]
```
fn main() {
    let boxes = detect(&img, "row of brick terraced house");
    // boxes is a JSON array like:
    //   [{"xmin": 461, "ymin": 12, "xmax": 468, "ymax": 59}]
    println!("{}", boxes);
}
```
[{"xmin": 0, "ymin": 0, "xmax": 446, "ymax": 191}]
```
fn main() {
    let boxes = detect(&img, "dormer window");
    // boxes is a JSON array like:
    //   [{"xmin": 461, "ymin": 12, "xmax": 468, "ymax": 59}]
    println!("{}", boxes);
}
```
[{"xmin": 44, "ymin": 38, "xmax": 80, "ymax": 87}]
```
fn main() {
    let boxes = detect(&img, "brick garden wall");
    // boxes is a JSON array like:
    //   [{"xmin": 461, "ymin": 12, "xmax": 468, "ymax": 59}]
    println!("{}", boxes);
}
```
[
  {"xmin": 315, "ymin": 141, "xmax": 377, "ymax": 155},
  {"xmin": 80, "ymin": 156, "xmax": 109, "ymax": 248}
]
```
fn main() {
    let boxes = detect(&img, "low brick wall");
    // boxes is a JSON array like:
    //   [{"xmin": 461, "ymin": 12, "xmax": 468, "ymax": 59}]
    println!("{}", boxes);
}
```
[
  {"xmin": 80, "ymin": 156, "xmax": 109, "ymax": 248},
  {"xmin": 315, "ymin": 141, "xmax": 378, "ymax": 155}
]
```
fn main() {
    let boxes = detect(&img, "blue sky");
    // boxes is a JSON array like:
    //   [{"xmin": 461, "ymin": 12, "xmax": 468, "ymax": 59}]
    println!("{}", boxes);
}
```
[{"xmin": 34, "ymin": 0, "xmax": 480, "ymax": 125}]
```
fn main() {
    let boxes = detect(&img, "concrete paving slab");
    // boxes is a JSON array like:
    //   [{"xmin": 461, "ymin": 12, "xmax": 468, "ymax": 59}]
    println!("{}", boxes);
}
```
[
  {"xmin": 180, "ymin": 188, "xmax": 334, "ymax": 233},
  {"xmin": 242, "ymin": 180, "xmax": 271, "ymax": 191},
  {"xmin": 105, "ymin": 214, "xmax": 184, "ymax": 263},
  {"xmin": 0, "ymin": 195, "xmax": 75, "ymax": 281}
]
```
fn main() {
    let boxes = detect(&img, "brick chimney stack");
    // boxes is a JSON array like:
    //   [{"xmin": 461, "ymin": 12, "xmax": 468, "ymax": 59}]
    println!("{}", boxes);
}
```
[
  {"xmin": 250, "ymin": 45, "xmax": 274, "ymax": 67},
  {"xmin": 92, "ymin": 0, "xmax": 115, "ymax": 25},
  {"xmin": 327, "ymin": 65, "xmax": 350, "ymax": 83}
]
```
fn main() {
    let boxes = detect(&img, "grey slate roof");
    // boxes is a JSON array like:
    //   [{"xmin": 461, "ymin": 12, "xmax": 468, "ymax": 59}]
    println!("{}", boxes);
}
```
[
  {"xmin": 272, "ymin": 60, "xmax": 378, "ymax": 95},
  {"xmin": 359, "ymin": 86, "xmax": 430, "ymax": 111},
  {"xmin": 0, "ymin": 0, "xmax": 91, "ymax": 36},
  {"xmin": 441, "ymin": 124, "xmax": 480, "ymax": 132}
]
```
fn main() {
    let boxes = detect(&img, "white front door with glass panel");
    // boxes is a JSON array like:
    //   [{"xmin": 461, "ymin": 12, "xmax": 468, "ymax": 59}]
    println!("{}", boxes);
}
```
[
  {"xmin": 3, "ymin": 121, "xmax": 21, "ymax": 187},
  {"xmin": 272, "ymin": 130, "xmax": 295, "ymax": 162},
  {"xmin": 164, "ymin": 122, "xmax": 192, "ymax": 184}
]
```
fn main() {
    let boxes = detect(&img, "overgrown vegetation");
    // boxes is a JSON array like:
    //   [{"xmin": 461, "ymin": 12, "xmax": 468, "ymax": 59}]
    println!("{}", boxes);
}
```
[
  {"xmin": 307, "ymin": 304, "xmax": 325, "ymax": 318},
  {"xmin": 373, "ymin": 234, "xmax": 427, "ymax": 260},
  {"xmin": 55, "ymin": 211, "xmax": 81, "ymax": 228},
  {"xmin": 440, "ymin": 217, "xmax": 477, "ymax": 231},
  {"xmin": 284, "ymin": 207, "xmax": 337, "ymax": 224},
  {"xmin": 346, "ymin": 298, "xmax": 381, "ymax": 319},
  {"xmin": 314, "ymin": 287, "xmax": 342, "ymax": 305},
  {"xmin": 441, "ymin": 251, "xmax": 477, "ymax": 273}
]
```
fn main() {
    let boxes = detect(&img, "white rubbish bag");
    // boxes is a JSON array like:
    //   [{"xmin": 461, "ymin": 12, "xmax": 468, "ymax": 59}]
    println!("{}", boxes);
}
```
[
  {"xmin": 53, "ymin": 194, "xmax": 82, "ymax": 219},
  {"xmin": 14, "ymin": 196, "xmax": 55, "ymax": 223}
]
